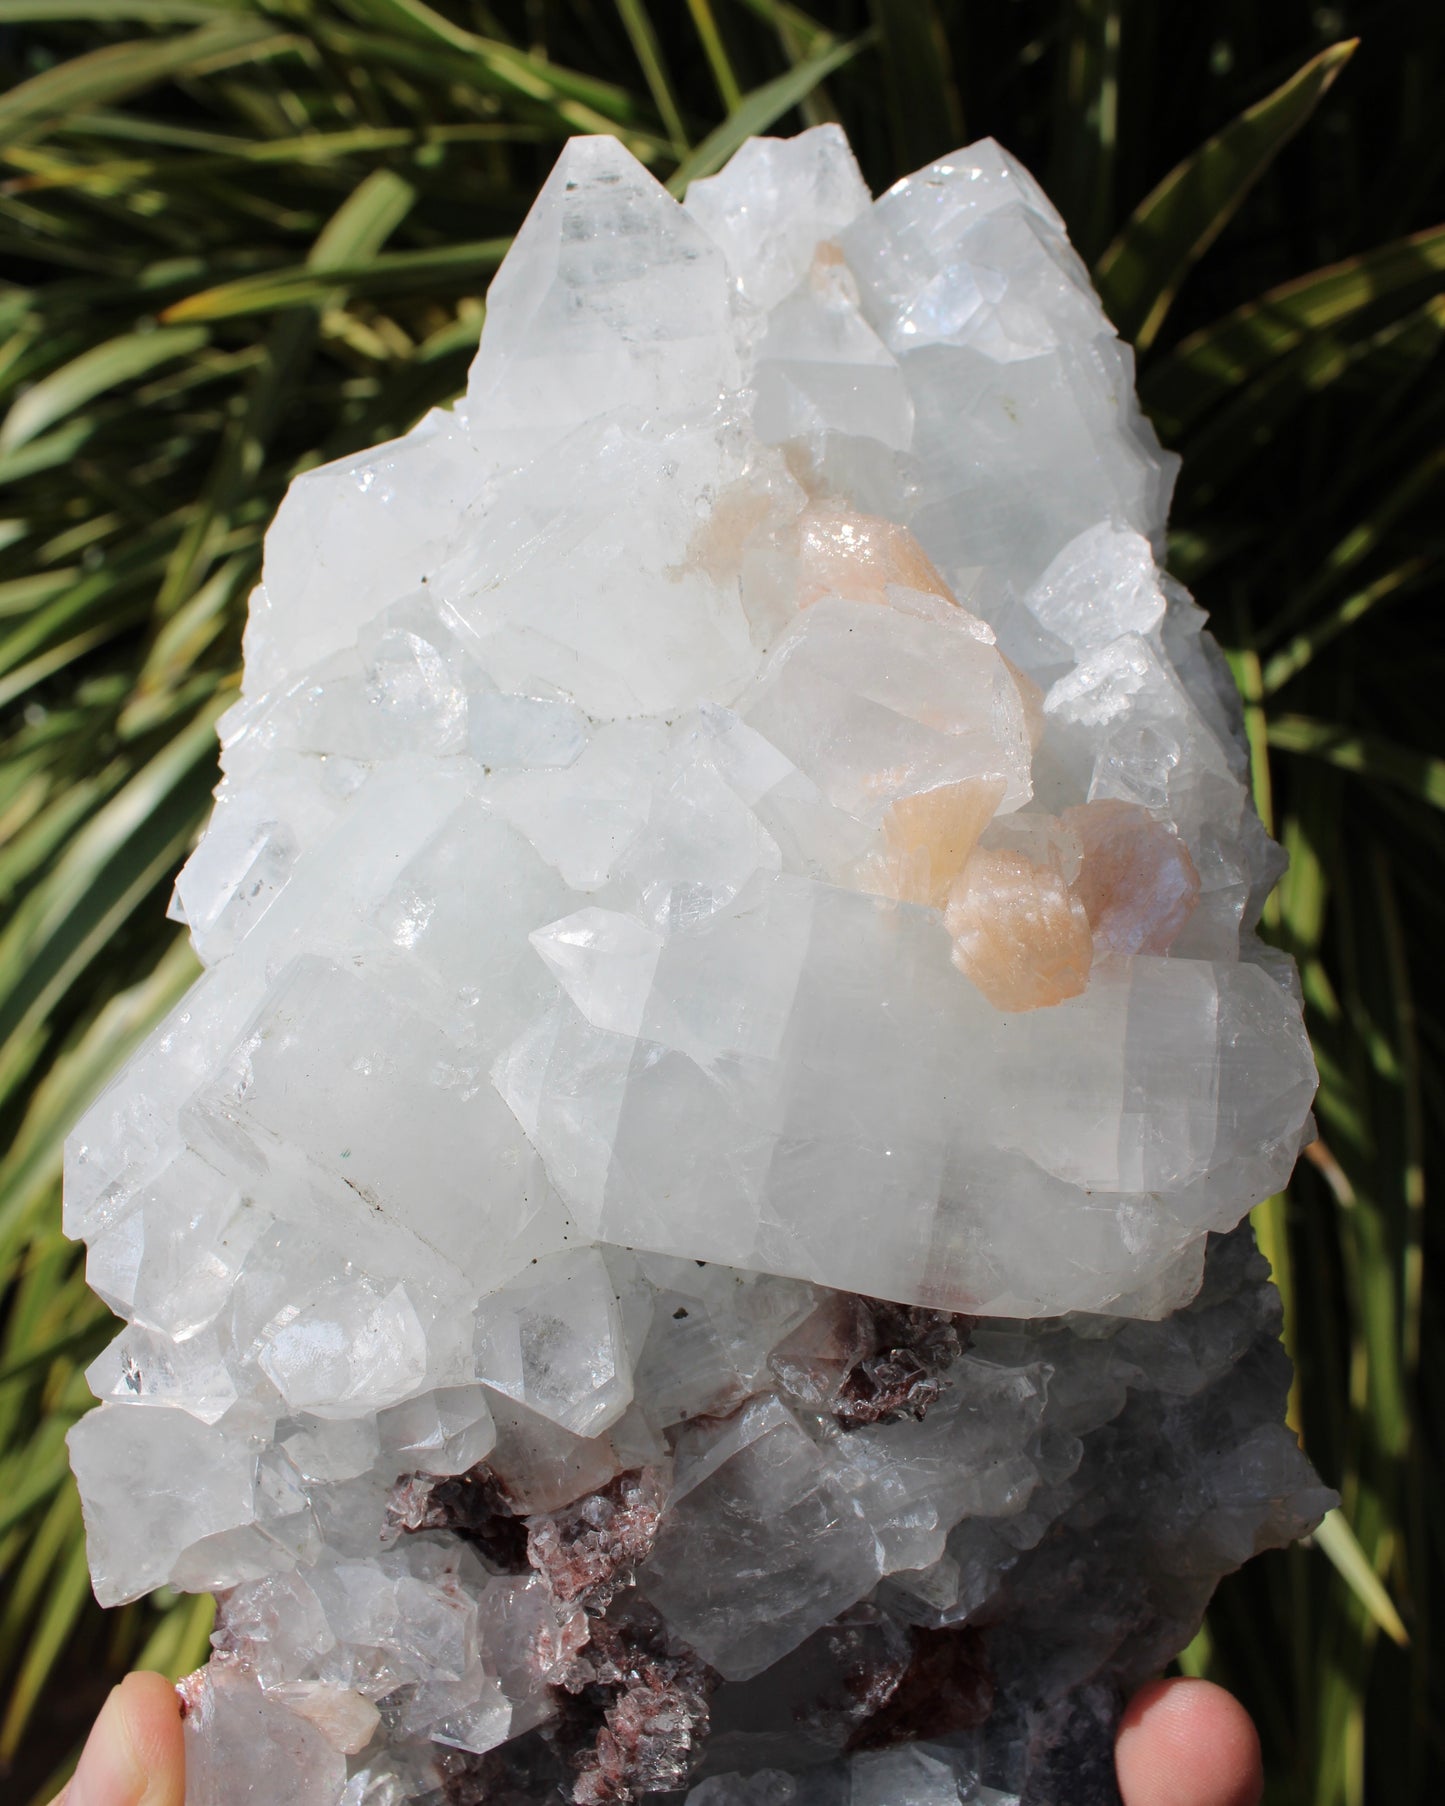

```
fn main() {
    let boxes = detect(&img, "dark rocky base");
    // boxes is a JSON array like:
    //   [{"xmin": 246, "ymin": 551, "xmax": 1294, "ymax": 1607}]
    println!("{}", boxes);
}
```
[{"xmin": 199, "ymin": 1227, "xmax": 1329, "ymax": 1806}]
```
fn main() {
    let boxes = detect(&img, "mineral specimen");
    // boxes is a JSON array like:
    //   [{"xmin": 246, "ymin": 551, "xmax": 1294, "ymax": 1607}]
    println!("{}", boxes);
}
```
[{"xmin": 66, "ymin": 126, "xmax": 1334, "ymax": 1806}]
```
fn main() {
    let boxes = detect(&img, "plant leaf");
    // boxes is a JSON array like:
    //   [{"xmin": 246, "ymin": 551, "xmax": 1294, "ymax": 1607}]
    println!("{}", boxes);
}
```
[
  {"xmin": 733, "ymin": 0, "xmax": 833, "ymax": 59},
  {"xmin": 0, "ymin": 417, "xmax": 95, "ymax": 487},
  {"xmin": 1313, "ymin": 1508, "xmax": 1410, "ymax": 1647},
  {"xmin": 1267, "ymin": 717, "xmax": 1445, "ymax": 812},
  {"xmin": 0, "ymin": 18, "xmax": 289, "ymax": 148},
  {"xmin": 1047, "ymin": 0, "xmax": 1123, "ymax": 265},
  {"xmin": 0, "ymin": 933, "xmax": 196, "ymax": 1253},
  {"xmin": 0, "ymin": 326, "xmax": 208, "ymax": 453},
  {"xmin": 869, "ymin": 0, "xmax": 963, "ymax": 177},
  {"xmin": 159, "ymin": 239, "xmax": 511, "ymax": 322},
  {"xmin": 669, "ymin": 31, "xmax": 870, "ymax": 192},
  {"xmin": 0, "ymin": 0, "xmax": 240, "ymax": 20},
  {"xmin": 308, "ymin": 166, "xmax": 417, "ymax": 270},
  {"xmin": 330, "ymin": 0, "xmax": 643, "ymax": 127},
  {"xmin": 0, "ymin": 1495, "xmax": 91, "ymax": 1760},
  {"xmin": 1261, "ymin": 560, "xmax": 1430, "ymax": 696},
  {"xmin": 0, "ymin": 695, "xmax": 226, "ymax": 1109},
  {"xmin": 615, "ymin": 0, "xmax": 690, "ymax": 156},
  {"xmin": 1143, "ymin": 224, "xmax": 1445, "ymax": 438},
  {"xmin": 685, "ymin": 0, "xmax": 741, "ymax": 113},
  {"xmin": 1097, "ymin": 40, "xmax": 1357, "ymax": 351}
]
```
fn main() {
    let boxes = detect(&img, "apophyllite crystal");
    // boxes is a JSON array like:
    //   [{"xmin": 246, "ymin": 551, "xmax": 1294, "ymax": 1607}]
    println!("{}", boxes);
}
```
[{"xmin": 66, "ymin": 127, "xmax": 1334, "ymax": 1805}]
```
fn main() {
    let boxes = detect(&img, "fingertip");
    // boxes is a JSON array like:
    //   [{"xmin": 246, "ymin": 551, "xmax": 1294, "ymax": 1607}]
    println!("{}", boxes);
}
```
[
  {"xmin": 68, "ymin": 1672, "xmax": 185, "ymax": 1806},
  {"xmin": 1116, "ymin": 1677, "xmax": 1263, "ymax": 1806},
  {"xmin": 117, "ymin": 1672, "xmax": 186, "ymax": 1804}
]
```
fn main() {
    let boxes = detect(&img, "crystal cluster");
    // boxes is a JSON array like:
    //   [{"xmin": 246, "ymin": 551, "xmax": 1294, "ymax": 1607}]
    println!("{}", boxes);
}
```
[{"xmin": 66, "ymin": 127, "xmax": 1332, "ymax": 1805}]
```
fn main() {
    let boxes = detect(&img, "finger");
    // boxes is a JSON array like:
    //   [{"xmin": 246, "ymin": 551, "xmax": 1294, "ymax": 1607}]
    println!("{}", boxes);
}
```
[
  {"xmin": 1116, "ymin": 1676, "xmax": 1263, "ymax": 1806},
  {"xmin": 57, "ymin": 1672, "xmax": 185, "ymax": 1806}
]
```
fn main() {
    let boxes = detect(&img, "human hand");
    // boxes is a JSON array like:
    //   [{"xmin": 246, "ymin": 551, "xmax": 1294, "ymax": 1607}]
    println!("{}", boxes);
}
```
[{"xmin": 50, "ymin": 1669, "xmax": 1262, "ymax": 1805}]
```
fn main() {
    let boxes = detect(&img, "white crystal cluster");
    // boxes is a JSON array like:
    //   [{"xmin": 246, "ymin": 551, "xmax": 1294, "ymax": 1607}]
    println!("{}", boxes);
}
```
[{"xmin": 66, "ymin": 127, "xmax": 1326, "ymax": 1805}]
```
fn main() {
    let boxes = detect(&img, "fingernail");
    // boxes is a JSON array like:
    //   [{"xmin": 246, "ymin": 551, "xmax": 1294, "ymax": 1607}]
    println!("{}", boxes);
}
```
[{"xmin": 68, "ymin": 1683, "xmax": 145, "ymax": 1806}]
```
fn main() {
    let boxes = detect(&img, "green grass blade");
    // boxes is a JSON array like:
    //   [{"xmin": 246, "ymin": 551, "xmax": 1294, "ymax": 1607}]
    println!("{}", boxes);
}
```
[
  {"xmin": 1267, "ymin": 717, "xmax": 1445, "ymax": 812},
  {"xmin": 1097, "ymin": 39, "xmax": 1357, "ymax": 351},
  {"xmin": 1263, "ymin": 445, "xmax": 1445, "ymax": 646},
  {"xmin": 0, "ymin": 18, "xmax": 289, "ymax": 147},
  {"xmin": 0, "ymin": 622, "xmax": 129, "ymax": 713},
  {"xmin": 0, "ymin": 934, "xmax": 196, "ymax": 1253},
  {"xmin": 1143, "ymin": 224, "xmax": 1445, "ymax": 439},
  {"xmin": 733, "ymin": 0, "xmax": 833, "ymax": 58},
  {"xmin": 0, "ymin": 1495, "xmax": 91, "ymax": 1761},
  {"xmin": 1314, "ymin": 1506, "xmax": 1410, "ymax": 1649},
  {"xmin": 0, "ymin": 1437, "xmax": 70, "ymax": 1541},
  {"xmin": 307, "ymin": 166, "xmax": 417, "ymax": 268},
  {"xmin": 157, "ymin": 238, "xmax": 511, "ymax": 322},
  {"xmin": 0, "ymin": 524, "xmax": 176, "ymax": 678},
  {"xmin": 132, "ymin": 1587, "xmax": 214, "ymax": 1677},
  {"xmin": 0, "ymin": 766, "xmax": 125, "ymax": 906},
  {"xmin": 0, "ymin": 418, "xmax": 95, "ymax": 488},
  {"xmin": 869, "ymin": 0, "xmax": 963, "ymax": 176},
  {"xmin": 0, "ymin": 326, "xmax": 208, "ymax": 453},
  {"xmin": 1176, "ymin": 295, "xmax": 1445, "ymax": 506},
  {"xmin": 685, "ymin": 0, "xmax": 741, "ymax": 113},
  {"xmin": 0, "ymin": 1465, "xmax": 79, "ymax": 1632},
  {"xmin": 0, "ymin": 0, "xmax": 241, "ymax": 20},
  {"xmin": 1261, "ymin": 560, "xmax": 1429, "ymax": 696},
  {"xmin": 0, "ymin": 696, "xmax": 225, "ymax": 1105},
  {"xmin": 330, "ymin": 0, "xmax": 644, "ymax": 126},
  {"xmin": 615, "ymin": 0, "xmax": 690, "ymax": 156},
  {"xmin": 670, "ymin": 31, "xmax": 871, "ymax": 192},
  {"xmin": 0, "ymin": 1325, "xmax": 107, "ymax": 1389},
  {"xmin": 1048, "ymin": 0, "xmax": 1122, "ymax": 264},
  {"xmin": 3, "ymin": 122, "xmax": 552, "ymax": 192}
]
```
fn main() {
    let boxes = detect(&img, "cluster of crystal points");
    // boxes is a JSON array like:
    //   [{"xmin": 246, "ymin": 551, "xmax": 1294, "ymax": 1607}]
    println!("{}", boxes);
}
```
[{"xmin": 66, "ymin": 127, "xmax": 1333, "ymax": 1804}]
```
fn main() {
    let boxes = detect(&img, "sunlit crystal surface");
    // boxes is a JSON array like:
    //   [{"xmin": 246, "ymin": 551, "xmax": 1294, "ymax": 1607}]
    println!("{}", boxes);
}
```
[{"xmin": 67, "ymin": 127, "xmax": 1333, "ymax": 1806}]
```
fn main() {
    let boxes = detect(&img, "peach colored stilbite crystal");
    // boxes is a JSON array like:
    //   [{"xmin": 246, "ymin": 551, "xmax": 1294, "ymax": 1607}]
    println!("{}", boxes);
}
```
[
  {"xmin": 796, "ymin": 506, "xmax": 957, "ymax": 610},
  {"xmin": 882, "ymin": 777, "xmax": 1007, "ymax": 908},
  {"xmin": 685, "ymin": 482, "xmax": 782, "ymax": 585},
  {"xmin": 1064, "ymin": 799, "xmax": 1201, "ymax": 956},
  {"xmin": 944, "ymin": 848, "xmax": 1093, "ymax": 1012}
]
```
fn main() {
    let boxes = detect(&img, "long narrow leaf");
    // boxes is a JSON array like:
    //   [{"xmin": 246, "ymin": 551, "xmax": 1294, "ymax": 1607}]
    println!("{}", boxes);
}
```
[
  {"xmin": 0, "ymin": 933, "xmax": 196, "ymax": 1251},
  {"xmin": 1097, "ymin": 40, "xmax": 1356, "ymax": 350},
  {"xmin": 1262, "ymin": 561, "xmax": 1429, "ymax": 696},
  {"xmin": 308, "ymin": 166, "xmax": 417, "ymax": 269},
  {"xmin": 332, "ymin": 0, "xmax": 643, "ymax": 125},
  {"xmin": 869, "ymin": 0, "xmax": 962, "ymax": 177},
  {"xmin": 670, "ymin": 32, "xmax": 871, "ymax": 191},
  {"xmin": 0, "ymin": 0, "xmax": 243, "ymax": 18},
  {"xmin": 159, "ymin": 238, "xmax": 511, "ymax": 322},
  {"xmin": 1144, "ymin": 224, "xmax": 1445, "ymax": 437},
  {"xmin": 0, "ymin": 1521, "xmax": 94, "ymax": 1760},
  {"xmin": 1314, "ymin": 1502, "xmax": 1410, "ymax": 1649},
  {"xmin": 0, "ymin": 696, "xmax": 225, "ymax": 1094},
  {"xmin": 685, "ymin": 0, "xmax": 741, "ymax": 113},
  {"xmin": 0, "ymin": 19, "xmax": 290, "ymax": 147},
  {"xmin": 1267, "ymin": 717, "xmax": 1445, "ymax": 812},
  {"xmin": 0, "ymin": 326, "xmax": 208, "ymax": 452},
  {"xmin": 615, "ymin": 0, "xmax": 690, "ymax": 155}
]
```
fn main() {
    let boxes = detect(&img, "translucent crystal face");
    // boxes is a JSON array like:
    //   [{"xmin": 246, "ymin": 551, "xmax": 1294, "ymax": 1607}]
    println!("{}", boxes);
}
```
[{"xmin": 65, "ymin": 127, "xmax": 1328, "ymax": 1806}]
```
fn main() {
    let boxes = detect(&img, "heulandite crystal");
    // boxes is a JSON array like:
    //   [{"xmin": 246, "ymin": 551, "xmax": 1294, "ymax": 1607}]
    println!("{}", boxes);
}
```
[{"xmin": 65, "ymin": 126, "xmax": 1334, "ymax": 1805}]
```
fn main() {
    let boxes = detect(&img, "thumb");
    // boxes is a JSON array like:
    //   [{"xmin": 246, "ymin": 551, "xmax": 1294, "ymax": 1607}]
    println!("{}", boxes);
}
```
[{"xmin": 56, "ymin": 1672, "xmax": 185, "ymax": 1806}]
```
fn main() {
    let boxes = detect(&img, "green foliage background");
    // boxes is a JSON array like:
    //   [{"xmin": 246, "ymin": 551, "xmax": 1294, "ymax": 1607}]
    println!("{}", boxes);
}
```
[{"xmin": 0, "ymin": 2, "xmax": 1440, "ymax": 1800}]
